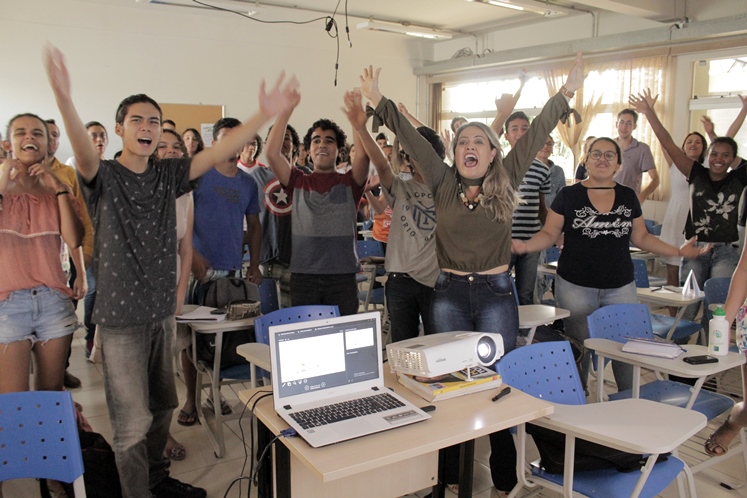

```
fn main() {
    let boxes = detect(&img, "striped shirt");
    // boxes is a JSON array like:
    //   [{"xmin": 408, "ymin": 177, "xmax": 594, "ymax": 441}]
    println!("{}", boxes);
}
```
[{"xmin": 511, "ymin": 159, "xmax": 551, "ymax": 240}]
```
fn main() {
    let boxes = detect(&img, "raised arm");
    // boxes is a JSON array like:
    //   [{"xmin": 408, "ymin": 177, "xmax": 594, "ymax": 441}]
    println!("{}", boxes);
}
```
[
  {"xmin": 726, "ymin": 95, "xmax": 747, "ymax": 139},
  {"xmin": 701, "ymin": 115, "xmax": 717, "ymax": 143},
  {"xmin": 190, "ymin": 74, "xmax": 299, "ymax": 181},
  {"xmin": 490, "ymin": 70, "xmax": 526, "ymax": 136},
  {"xmin": 397, "ymin": 102, "xmax": 426, "ymax": 129},
  {"xmin": 343, "ymin": 90, "xmax": 393, "ymax": 189},
  {"xmin": 630, "ymin": 89, "xmax": 694, "ymax": 178},
  {"xmin": 45, "ymin": 46, "xmax": 99, "ymax": 183},
  {"xmin": 360, "ymin": 66, "xmax": 444, "ymax": 189}
]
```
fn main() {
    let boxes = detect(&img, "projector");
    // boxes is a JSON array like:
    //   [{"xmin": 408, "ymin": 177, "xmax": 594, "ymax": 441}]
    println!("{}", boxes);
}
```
[{"xmin": 387, "ymin": 332, "xmax": 504, "ymax": 379}]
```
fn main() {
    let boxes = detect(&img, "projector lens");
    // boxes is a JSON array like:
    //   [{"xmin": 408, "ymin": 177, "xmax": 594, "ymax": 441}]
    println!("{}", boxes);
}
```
[{"xmin": 477, "ymin": 336, "xmax": 495, "ymax": 362}]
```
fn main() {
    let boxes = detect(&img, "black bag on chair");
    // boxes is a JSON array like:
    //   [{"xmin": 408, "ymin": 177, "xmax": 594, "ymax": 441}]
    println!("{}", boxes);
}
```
[{"xmin": 195, "ymin": 278, "xmax": 259, "ymax": 369}]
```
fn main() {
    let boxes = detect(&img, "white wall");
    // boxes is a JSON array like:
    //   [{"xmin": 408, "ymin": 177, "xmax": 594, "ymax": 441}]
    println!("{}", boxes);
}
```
[{"xmin": 0, "ymin": 0, "xmax": 426, "ymax": 161}]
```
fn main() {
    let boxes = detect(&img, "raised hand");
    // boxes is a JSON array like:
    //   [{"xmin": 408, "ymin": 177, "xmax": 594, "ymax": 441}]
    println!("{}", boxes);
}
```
[
  {"xmin": 740, "ymin": 95, "xmax": 747, "ymax": 110},
  {"xmin": 342, "ymin": 90, "xmax": 367, "ymax": 131},
  {"xmin": 358, "ymin": 66, "xmax": 383, "ymax": 106},
  {"xmin": 440, "ymin": 129, "xmax": 453, "ymax": 151},
  {"xmin": 564, "ymin": 52, "xmax": 585, "ymax": 93},
  {"xmin": 397, "ymin": 102, "xmax": 410, "ymax": 116},
  {"xmin": 27, "ymin": 162, "xmax": 66, "ymax": 192},
  {"xmin": 700, "ymin": 115, "xmax": 715, "ymax": 135},
  {"xmin": 44, "ymin": 45, "xmax": 72, "ymax": 103},
  {"xmin": 629, "ymin": 89, "xmax": 658, "ymax": 114},
  {"xmin": 259, "ymin": 72, "xmax": 300, "ymax": 118}
]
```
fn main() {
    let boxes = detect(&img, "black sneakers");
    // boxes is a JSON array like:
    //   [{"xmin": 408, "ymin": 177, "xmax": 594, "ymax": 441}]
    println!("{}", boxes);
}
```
[{"xmin": 151, "ymin": 476, "xmax": 207, "ymax": 498}]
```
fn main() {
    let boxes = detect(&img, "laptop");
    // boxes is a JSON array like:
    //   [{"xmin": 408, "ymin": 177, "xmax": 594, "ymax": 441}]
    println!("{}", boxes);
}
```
[{"xmin": 268, "ymin": 311, "xmax": 431, "ymax": 447}]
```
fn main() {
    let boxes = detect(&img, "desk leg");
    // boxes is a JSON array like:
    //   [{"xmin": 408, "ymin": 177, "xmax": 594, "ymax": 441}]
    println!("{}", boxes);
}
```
[
  {"xmin": 275, "ymin": 442, "xmax": 291, "ymax": 498},
  {"xmin": 257, "ymin": 419, "xmax": 276, "ymax": 498},
  {"xmin": 596, "ymin": 354, "xmax": 606, "ymax": 403},
  {"xmin": 665, "ymin": 306, "xmax": 687, "ymax": 341},
  {"xmin": 525, "ymin": 326, "xmax": 538, "ymax": 345},
  {"xmin": 433, "ymin": 449, "xmax": 446, "ymax": 498},
  {"xmin": 458, "ymin": 440, "xmax": 475, "ymax": 498}
]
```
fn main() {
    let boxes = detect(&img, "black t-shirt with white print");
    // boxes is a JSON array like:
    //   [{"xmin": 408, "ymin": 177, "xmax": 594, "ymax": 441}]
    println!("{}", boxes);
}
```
[
  {"xmin": 686, "ymin": 160, "xmax": 747, "ymax": 242},
  {"xmin": 552, "ymin": 182, "xmax": 642, "ymax": 289}
]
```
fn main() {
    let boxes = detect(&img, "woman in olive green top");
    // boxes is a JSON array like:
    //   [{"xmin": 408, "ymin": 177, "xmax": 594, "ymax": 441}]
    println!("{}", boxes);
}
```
[{"xmin": 360, "ymin": 54, "xmax": 585, "ymax": 494}]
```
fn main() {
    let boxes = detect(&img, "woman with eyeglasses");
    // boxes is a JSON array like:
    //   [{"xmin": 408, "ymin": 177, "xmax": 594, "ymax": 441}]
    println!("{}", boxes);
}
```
[{"xmin": 513, "ymin": 137, "xmax": 709, "ymax": 390}]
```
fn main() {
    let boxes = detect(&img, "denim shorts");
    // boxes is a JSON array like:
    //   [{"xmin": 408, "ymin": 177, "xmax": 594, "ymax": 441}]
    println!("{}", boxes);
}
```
[{"xmin": 0, "ymin": 286, "xmax": 78, "ymax": 344}]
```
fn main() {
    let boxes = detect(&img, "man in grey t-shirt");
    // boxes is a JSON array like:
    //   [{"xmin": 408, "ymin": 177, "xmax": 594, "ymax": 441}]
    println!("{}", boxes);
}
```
[{"xmin": 46, "ymin": 46, "xmax": 296, "ymax": 498}]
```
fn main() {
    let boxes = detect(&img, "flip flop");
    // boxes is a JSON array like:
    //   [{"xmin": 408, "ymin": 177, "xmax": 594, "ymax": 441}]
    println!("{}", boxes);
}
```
[
  {"xmin": 166, "ymin": 443, "xmax": 187, "ymax": 461},
  {"xmin": 177, "ymin": 408, "xmax": 198, "ymax": 426},
  {"xmin": 205, "ymin": 395, "xmax": 233, "ymax": 416},
  {"xmin": 705, "ymin": 415, "xmax": 738, "ymax": 457}
]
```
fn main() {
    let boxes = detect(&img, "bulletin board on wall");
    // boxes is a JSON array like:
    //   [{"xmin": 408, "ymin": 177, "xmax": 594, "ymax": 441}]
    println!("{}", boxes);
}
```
[{"xmin": 160, "ymin": 103, "xmax": 224, "ymax": 147}]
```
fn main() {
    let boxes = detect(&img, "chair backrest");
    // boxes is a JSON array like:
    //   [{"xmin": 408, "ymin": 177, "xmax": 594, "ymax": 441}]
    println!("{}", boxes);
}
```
[
  {"xmin": 254, "ymin": 305, "xmax": 340, "ymax": 346},
  {"xmin": 0, "ymin": 391, "xmax": 84, "ymax": 484},
  {"xmin": 644, "ymin": 218, "xmax": 656, "ymax": 233},
  {"xmin": 631, "ymin": 259, "xmax": 650, "ymax": 288},
  {"xmin": 704, "ymin": 276, "xmax": 732, "ymax": 321},
  {"xmin": 356, "ymin": 239, "xmax": 384, "ymax": 259},
  {"xmin": 258, "ymin": 279, "xmax": 280, "ymax": 315},
  {"xmin": 650, "ymin": 223, "xmax": 663, "ymax": 236},
  {"xmin": 498, "ymin": 341, "xmax": 586, "ymax": 405},
  {"xmin": 545, "ymin": 246, "xmax": 561, "ymax": 263},
  {"xmin": 587, "ymin": 303, "xmax": 654, "ymax": 343}
]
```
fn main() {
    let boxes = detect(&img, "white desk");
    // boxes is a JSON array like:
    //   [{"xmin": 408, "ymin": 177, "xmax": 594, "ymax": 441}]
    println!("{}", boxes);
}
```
[
  {"xmin": 239, "ymin": 369, "xmax": 554, "ymax": 498},
  {"xmin": 518, "ymin": 304, "xmax": 571, "ymax": 344},
  {"xmin": 530, "ymin": 399, "xmax": 706, "ymax": 498},
  {"xmin": 585, "ymin": 339, "xmax": 745, "ymax": 409}
]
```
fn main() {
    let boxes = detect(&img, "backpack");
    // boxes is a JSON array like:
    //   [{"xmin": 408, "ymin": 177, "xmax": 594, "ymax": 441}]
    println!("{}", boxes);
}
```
[
  {"xmin": 39, "ymin": 430, "xmax": 122, "ymax": 498},
  {"xmin": 195, "ymin": 278, "xmax": 259, "ymax": 369}
]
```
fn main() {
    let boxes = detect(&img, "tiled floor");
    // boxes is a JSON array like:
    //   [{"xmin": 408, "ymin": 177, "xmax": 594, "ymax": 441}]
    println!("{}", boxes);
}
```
[{"xmin": 6, "ymin": 319, "xmax": 747, "ymax": 497}]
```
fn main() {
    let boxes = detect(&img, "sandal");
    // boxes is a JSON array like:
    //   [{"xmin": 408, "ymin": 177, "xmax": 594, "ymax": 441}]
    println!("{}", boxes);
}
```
[
  {"xmin": 205, "ymin": 395, "xmax": 232, "ymax": 416},
  {"xmin": 177, "ymin": 408, "xmax": 198, "ymax": 426},
  {"xmin": 705, "ymin": 415, "xmax": 739, "ymax": 456},
  {"xmin": 166, "ymin": 442, "xmax": 187, "ymax": 461}
]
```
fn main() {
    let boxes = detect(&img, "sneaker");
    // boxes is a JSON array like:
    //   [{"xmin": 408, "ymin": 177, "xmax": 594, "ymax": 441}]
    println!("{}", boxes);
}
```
[
  {"xmin": 151, "ymin": 476, "xmax": 206, "ymax": 498},
  {"xmin": 63, "ymin": 371, "xmax": 82, "ymax": 389}
]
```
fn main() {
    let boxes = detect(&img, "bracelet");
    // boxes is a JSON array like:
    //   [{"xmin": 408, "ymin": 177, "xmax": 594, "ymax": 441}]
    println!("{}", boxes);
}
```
[
  {"xmin": 559, "ymin": 86, "xmax": 575, "ymax": 99},
  {"xmin": 56, "ymin": 190, "xmax": 70, "ymax": 197}
]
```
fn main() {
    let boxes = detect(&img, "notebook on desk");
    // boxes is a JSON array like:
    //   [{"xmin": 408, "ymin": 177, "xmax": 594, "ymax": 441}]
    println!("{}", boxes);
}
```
[{"xmin": 269, "ymin": 311, "xmax": 431, "ymax": 447}]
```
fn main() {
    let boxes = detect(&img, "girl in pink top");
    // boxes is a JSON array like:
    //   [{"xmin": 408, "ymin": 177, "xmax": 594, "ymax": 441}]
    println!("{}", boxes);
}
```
[{"xmin": 0, "ymin": 113, "xmax": 85, "ymax": 394}]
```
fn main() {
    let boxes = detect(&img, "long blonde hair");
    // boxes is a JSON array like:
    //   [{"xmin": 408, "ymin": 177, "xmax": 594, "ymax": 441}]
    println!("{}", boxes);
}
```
[{"xmin": 452, "ymin": 122, "xmax": 520, "ymax": 223}]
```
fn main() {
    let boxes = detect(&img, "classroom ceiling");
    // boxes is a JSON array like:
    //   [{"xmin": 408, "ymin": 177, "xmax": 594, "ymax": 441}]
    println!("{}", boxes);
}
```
[{"xmin": 131, "ymin": 0, "xmax": 688, "ymax": 36}]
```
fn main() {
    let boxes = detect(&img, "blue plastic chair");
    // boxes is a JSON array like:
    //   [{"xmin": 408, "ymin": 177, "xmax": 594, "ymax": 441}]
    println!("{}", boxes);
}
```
[
  {"xmin": 539, "ymin": 247, "xmax": 560, "ymax": 306},
  {"xmin": 587, "ymin": 304, "xmax": 734, "ymax": 420},
  {"xmin": 251, "ymin": 305, "xmax": 340, "ymax": 384},
  {"xmin": 498, "ymin": 341, "xmax": 687, "ymax": 498},
  {"xmin": 632, "ymin": 259, "xmax": 702, "ymax": 342},
  {"xmin": 0, "ymin": 391, "xmax": 86, "ymax": 497},
  {"xmin": 258, "ymin": 278, "xmax": 280, "ymax": 315}
]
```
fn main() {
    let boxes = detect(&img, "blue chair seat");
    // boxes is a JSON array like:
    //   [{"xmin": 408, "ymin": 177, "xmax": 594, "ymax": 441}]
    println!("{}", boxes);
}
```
[
  {"xmin": 359, "ymin": 287, "xmax": 385, "ymax": 305},
  {"xmin": 650, "ymin": 315, "xmax": 702, "ymax": 342},
  {"xmin": 532, "ymin": 455, "xmax": 684, "ymax": 498},
  {"xmin": 218, "ymin": 363, "xmax": 252, "ymax": 381},
  {"xmin": 608, "ymin": 379, "xmax": 734, "ymax": 420}
]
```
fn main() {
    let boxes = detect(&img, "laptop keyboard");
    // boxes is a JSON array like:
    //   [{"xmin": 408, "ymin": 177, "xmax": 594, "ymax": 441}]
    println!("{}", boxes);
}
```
[{"xmin": 289, "ymin": 393, "xmax": 405, "ymax": 429}]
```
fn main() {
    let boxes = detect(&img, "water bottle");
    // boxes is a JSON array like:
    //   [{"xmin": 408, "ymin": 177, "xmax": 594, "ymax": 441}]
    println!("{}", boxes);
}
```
[{"xmin": 709, "ymin": 306, "xmax": 729, "ymax": 356}]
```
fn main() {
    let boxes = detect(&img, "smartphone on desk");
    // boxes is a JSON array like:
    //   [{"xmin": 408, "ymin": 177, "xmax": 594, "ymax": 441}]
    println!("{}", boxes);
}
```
[{"xmin": 683, "ymin": 355, "xmax": 719, "ymax": 365}]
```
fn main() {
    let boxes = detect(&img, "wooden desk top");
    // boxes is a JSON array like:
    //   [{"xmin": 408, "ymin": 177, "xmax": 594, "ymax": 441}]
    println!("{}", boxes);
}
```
[
  {"xmin": 239, "ymin": 369, "xmax": 553, "ymax": 483},
  {"xmin": 518, "ymin": 304, "xmax": 571, "ymax": 327},
  {"xmin": 585, "ymin": 339, "xmax": 745, "ymax": 377}
]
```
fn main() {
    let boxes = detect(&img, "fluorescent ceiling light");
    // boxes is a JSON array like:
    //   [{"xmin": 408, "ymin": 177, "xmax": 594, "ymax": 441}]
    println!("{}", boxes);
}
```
[
  {"xmin": 357, "ymin": 20, "xmax": 454, "ymax": 40},
  {"xmin": 467, "ymin": 0, "xmax": 569, "ymax": 17},
  {"xmin": 145, "ymin": 0, "xmax": 261, "ymax": 17}
]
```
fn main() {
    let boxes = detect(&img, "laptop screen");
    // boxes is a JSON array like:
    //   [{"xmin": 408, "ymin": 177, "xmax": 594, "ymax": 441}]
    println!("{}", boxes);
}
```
[{"xmin": 273, "ymin": 314, "xmax": 381, "ymax": 400}]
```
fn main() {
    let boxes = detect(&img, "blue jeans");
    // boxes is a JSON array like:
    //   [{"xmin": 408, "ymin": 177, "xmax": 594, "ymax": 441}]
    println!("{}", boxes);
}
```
[
  {"xmin": 430, "ymin": 270, "xmax": 519, "ymax": 488},
  {"xmin": 385, "ymin": 272, "xmax": 434, "ymax": 343},
  {"xmin": 510, "ymin": 251, "xmax": 541, "ymax": 305},
  {"xmin": 83, "ymin": 267, "xmax": 97, "ymax": 342},
  {"xmin": 290, "ymin": 273, "xmax": 359, "ymax": 316},
  {"xmin": 99, "ymin": 316, "xmax": 178, "ymax": 498},
  {"xmin": 430, "ymin": 271, "xmax": 519, "ymax": 351},
  {"xmin": 555, "ymin": 274, "xmax": 637, "ymax": 391},
  {"xmin": 680, "ymin": 242, "xmax": 740, "ymax": 331}
]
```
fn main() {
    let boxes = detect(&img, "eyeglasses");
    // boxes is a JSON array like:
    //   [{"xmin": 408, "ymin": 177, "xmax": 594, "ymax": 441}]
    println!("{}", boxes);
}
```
[{"xmin": 589, "ymin": 150, "xmax": 618, "ymax": 161}]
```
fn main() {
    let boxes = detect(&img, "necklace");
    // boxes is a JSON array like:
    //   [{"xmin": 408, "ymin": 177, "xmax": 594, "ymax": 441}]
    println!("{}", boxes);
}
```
[{"xmin": 456, "ymin": 172, "xmax": 485, "ymax": 210}]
